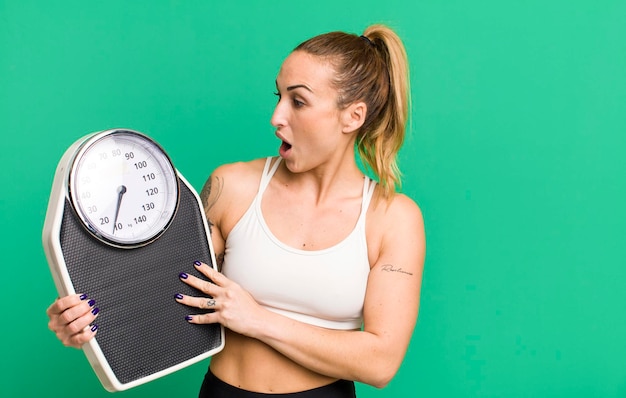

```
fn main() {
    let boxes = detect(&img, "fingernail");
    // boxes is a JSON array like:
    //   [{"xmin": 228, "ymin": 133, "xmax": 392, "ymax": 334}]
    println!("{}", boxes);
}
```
[
  {"xmin": 175, "ymin": 293, "xmax": 183, "ymax": 300},
  {"xmin": 194, "ymin": 260, "xmax": 202, "ymax": 267},
  {"xmin": 92, "ymin": 307, "xmax": 100, "ymax": 316},
  {"xmin": 79, "ymin": 294, "xmax": 88, "ymax": 300},
  {"xmin": 88, "ymin": 299, "xmax": 96, "ymax": 307},
  {"xmin": 91, "ymin": 324, "xmax": 98, "ymax": 332},
  {"xmin": 185, "ymin": 315, "xmax": 193, "ymax": 321},
  {"xmin": 179, "ymin": 272, "xmax": 188, "ymax": 279}
]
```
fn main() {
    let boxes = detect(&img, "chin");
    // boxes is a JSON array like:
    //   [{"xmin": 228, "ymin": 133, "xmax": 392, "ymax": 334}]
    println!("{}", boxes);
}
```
[{"xmin": 279, "ymin": 156, "xmax": 306, "ymax": 175}]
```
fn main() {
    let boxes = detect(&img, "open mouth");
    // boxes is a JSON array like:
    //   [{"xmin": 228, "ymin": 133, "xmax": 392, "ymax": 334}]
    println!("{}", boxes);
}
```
[
  {"xmin": 275, "ymin": 131, "xmax": 292, "ymax": 156},
  {"xmin": 279, "ymin": 140, "xmax": 292, "ymax": 157},
  {"xmin": 281, "ymin": 141, "xmax": 292, "ymax": 151}
]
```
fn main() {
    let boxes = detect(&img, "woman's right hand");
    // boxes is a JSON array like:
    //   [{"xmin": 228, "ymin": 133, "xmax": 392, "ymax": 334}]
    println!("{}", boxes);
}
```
[{"xmin": 46, "ymin": 294, "xmax": 99, "ymax": 348}]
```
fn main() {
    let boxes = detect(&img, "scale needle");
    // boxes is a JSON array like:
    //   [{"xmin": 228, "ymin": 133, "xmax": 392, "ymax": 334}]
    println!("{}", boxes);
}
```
[{"xmin": 112, "ymin": 185, "xmax": 127, "ymax": 234}]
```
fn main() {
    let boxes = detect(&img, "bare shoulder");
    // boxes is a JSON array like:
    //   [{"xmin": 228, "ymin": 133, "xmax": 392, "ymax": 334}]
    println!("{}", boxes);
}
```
[
  {"xmin": 201, "ymin": 158, "xmax": 266, "ymax": 198},
  {"xmin": 372, "ymin": 192, "xmax": 424, "ymax": 232},
  {"xmin": 210, "ymin": 158, "xmax": 268, "ymax": 182},
  {"xmin": 367, "ymin": 191, "xmax": 425, "ymax": 268},
  {"xmin": 208, "ymin": 158, "xmax": 267, "ymax": 190},
  {"xmin": 200, "ymin": 158, "xmax": 270, "ymax": 233}
]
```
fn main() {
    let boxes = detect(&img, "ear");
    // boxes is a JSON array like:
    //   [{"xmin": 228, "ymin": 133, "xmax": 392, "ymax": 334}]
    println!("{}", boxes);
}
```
[{"xmin": 341, "ymin": 101, "xmax": 367, "ymax": 134}]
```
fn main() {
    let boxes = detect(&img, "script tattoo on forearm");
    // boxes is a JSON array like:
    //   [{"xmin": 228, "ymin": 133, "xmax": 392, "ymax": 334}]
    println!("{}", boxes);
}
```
[
  {"xmin": 200, "ymin": 175, "xmax": 224, "ymax": 233},
  {"xmin": 381, "ymin": 264, "xmax": 413, "ymax": 276}
]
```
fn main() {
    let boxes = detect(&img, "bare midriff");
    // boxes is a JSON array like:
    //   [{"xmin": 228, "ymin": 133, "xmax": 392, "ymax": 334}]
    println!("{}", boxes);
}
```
[{"xmin": 208, "ymin": 329, "xmax": 338, "ymax": 393}]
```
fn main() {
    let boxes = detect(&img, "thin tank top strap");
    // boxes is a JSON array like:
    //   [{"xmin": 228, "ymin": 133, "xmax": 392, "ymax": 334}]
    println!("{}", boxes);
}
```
[
  {"xmin": 258, "ymin": 157, "xmax": 281, "ymax": 194},
  {"xmin": 358, "ymin": 177, "xmax": 377, "ymax": 223}
]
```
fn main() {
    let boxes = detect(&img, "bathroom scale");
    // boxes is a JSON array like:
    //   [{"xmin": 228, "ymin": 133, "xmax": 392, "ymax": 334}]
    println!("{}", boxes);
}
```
[{"xmin": 42, "ymin": 128, "xmax": 224, "ymax": 391}]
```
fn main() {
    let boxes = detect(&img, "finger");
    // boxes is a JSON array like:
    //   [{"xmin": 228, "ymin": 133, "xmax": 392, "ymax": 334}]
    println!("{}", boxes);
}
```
[
  {"xmin": 192, "ymin": 260, "xmax": 228, "ymax": 286},
  {"xmin": 46, "ymin": 293, "xmax": 89, "ymax": 316},
  {"xmin": 48, "ymin": 300, "xmax": 91, "ymax": 331},
  {"xmin": 53, "ymin": 308, "xmax": 99, "ymax": 347},
  {"xmin": 185, "ymin": 312, "xmax": 220, "ymax": 325},
  {"xmin": 179, "ymin": 272, "xmax": 220, "ymax": 296},
  {"xmin": 175, "ymin": 293, "xmax": 218, "ymax": 311},
  {"xmin": 50, "ymin": 305, "xmax": 99, "ymax": 339},
  {"xmin": 52, "ymin": 298, "xmax": 98, "ymax": 329},
  {"xmin": 62, "ymin": 324, "xmax": 99, "ymax": 348}
]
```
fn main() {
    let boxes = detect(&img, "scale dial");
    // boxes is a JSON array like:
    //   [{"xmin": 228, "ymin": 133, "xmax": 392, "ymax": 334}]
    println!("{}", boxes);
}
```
[{"xmin": 68, "ymin": 129, "xmax": 179, "ymax": 248}]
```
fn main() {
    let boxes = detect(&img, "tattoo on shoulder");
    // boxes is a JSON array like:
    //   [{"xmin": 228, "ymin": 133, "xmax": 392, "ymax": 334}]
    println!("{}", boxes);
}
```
[
  {"xmin": 216, "ymin": 252, "xmax": 225, "ymax": 271},
  {"xmin": 200, "ymin": 175, "xmax": 224, "ymax": 213},
  {"xmin": 201, "ymin": 176, "xmax": 223, "ymax": 234},
  {"xmin": 381, "ymin": 264, "xmax": 413, "ymax": 276}
]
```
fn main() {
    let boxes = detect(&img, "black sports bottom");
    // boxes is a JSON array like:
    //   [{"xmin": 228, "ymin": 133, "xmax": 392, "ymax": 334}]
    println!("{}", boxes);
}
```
[{"xmin": 199, "ymin": 368, "xmax": 357, "ymax": 398}]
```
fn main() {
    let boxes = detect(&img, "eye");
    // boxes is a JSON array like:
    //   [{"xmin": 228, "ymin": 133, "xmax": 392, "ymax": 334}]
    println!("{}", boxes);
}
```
[
  {"xmin": 293, "ymin": 98, "xmax": 304, "ymax": 108},
  {"xmin": 273, "ymin": 91, "xmax": 281, "ymax": 102}
]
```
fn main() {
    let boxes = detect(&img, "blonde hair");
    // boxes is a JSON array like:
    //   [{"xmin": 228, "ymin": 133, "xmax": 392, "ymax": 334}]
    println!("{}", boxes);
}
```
[{"xmin": 294, "ymin": 24, "xmax": 410, "ymax": 198}]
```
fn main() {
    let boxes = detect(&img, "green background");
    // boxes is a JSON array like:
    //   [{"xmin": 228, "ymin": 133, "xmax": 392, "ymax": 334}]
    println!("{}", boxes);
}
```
[{"xmin": 1, "ymin": 1, "xmax": 625, "ymax": 397}]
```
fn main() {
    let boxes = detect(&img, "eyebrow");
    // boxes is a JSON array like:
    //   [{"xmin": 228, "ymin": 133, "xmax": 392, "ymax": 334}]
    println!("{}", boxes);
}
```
[
  {"xmin": 275, "ymin": 80, "xmax": 314, "ymax": 93},
  {"xmin": 287, "ymin": 84, "xmax": 313, "ymax": 93}
]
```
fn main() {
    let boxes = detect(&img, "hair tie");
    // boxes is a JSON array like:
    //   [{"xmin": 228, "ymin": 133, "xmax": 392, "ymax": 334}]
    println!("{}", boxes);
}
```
[{"xmin": 360, "ymin": 35, "xmax": 375, "ymax": 47}]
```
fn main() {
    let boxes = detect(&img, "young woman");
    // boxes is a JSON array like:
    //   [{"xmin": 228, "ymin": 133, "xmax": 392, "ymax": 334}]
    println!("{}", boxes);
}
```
[{"xmin": 47, "ymin": 24, "xmax": 425, "ymax": 397}]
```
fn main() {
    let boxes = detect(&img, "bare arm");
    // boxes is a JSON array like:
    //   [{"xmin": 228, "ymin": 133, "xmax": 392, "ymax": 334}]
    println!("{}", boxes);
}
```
[
  {"xmin": 181, "ymin": 193, "xmax": 425, "ymax": 388},
  {"xmin": 199, "ymin": 173, "xmax": 226, "ymax": 269}
]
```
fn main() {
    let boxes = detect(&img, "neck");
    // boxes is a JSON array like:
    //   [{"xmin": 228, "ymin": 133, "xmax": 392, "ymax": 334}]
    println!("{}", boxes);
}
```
[{"xmin": 278, "ymin": 148, "xmax": 364, "ymax": 206}]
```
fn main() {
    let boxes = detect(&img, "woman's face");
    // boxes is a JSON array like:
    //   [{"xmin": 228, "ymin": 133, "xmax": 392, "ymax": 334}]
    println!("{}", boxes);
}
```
[{"xmin": 271, "ymin": 51, "xmax": 349, "ymax": 173}]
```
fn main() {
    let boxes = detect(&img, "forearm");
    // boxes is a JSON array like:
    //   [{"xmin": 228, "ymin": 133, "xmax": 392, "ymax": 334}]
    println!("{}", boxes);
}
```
[{"xmin": 251, "ymin": 309, "xmax": 403, "ymax": 388}]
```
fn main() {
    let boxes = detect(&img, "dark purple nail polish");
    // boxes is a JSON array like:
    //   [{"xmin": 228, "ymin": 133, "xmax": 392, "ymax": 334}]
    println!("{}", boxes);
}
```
[
  {"xmin": 175, "ymin": 293, "xmax": 184, "ymax": 300},
  {"xmin": 88, "ymin": 299, "xmax": 96, "ymax": 307},
  {"xmin": 91, "ymin": 324, "xmax": 98, "ymax": 332},
  {"xmin": 79, "ymin": 294, "xmax": 88, "ymax": 300},
  {"xmin": 194, "ymin": 261, "xmax": 202, "ymax": 267},
  {"xmin": 92, "ymin": 307, "xmax": 100, "ymax": 316},
  {"xmin": 185, "ymin": 315, "xmax": 193, "ymax": 321},
  {"xmin": 179, "ymin": 272, "xmax": 188, "ymax": 279}
]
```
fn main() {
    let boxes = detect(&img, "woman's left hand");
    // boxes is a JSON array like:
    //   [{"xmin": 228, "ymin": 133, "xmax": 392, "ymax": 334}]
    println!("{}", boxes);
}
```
[{"xmin": 176, "ymin": 261, "xmax": 263, "ymax": 336}]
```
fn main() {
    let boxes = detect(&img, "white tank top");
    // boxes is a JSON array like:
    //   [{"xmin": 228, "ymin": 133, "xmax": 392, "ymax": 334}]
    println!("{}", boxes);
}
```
[{"xmin": 222, "ymin": 157, "xmax": 376, "ymax": 330}]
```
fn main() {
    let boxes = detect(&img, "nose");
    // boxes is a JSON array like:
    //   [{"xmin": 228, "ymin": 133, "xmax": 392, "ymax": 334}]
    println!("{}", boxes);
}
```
[{"xmin": 270, "ymin": 99, "xmax": 287, "ymax": 128}]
